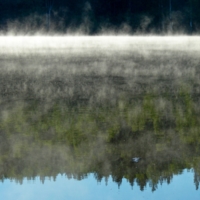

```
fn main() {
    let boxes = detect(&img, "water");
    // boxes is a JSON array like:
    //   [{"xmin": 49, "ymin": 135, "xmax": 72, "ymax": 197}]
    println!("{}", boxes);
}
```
[
  {"xmin": 0, "ymin": 36, "xmax": 200, "ymax": 199},
  {"xmin": 0, "ymin": 170, "xmax": 199, "ymax": 200}
]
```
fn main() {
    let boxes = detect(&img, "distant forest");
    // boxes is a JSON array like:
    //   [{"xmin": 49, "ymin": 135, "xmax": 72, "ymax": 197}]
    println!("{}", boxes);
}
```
[{"xmin": 0, "ymin": 0, "xmax": 200, "ymax": 34}]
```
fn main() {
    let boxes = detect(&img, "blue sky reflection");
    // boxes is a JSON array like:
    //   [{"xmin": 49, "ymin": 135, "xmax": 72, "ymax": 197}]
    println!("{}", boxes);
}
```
[{"xmin": 0, "ymin": 169, "xmax": 200, "ymax": 200}]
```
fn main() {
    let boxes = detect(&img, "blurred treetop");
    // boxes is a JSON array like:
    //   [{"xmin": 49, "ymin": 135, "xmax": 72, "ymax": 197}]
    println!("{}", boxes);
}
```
[{"xmin": 0, "ymin": 0, "xmax": 200, "ymax": 34}]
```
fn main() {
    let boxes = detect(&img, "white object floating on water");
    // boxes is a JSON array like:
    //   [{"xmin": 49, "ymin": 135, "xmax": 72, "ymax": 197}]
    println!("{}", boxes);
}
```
[{"xmin": 132, "ymin": 157, "xmax": 141, "ymax": 163}]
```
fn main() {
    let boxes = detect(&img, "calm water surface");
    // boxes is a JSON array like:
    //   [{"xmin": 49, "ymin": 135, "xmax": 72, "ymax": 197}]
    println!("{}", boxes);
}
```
[
  {"xmin": 0, "ymin": 170, "xmax": 199, "ymax": 200},
  {"xmin": 0, "ymin": 36, "xmax": 200, "ymax": 199}
]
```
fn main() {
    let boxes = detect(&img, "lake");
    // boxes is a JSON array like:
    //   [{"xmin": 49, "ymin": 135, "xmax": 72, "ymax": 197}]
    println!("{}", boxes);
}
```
[{"xmin": 0, "ymin": 36, "xmax": 200, "ymax": 199}]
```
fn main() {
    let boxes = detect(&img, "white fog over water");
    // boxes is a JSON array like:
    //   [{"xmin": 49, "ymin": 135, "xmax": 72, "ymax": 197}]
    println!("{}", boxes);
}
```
[
  {"xmin": 0, "ymin": 36, "xmax": 200, "ymax": 53},
  {"xmin": 0, "ymin": 36, "xmax": 200, "ymax": 200}
]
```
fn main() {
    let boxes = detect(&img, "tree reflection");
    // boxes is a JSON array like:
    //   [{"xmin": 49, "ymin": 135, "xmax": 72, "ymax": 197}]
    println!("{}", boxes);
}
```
[
  {"xmin": 0, "ymin": 81, "xmax": 200, "ymax": 191},
  {"xmin": 0, "ymin": 45, "xmax": 200, "ymax": 190}
]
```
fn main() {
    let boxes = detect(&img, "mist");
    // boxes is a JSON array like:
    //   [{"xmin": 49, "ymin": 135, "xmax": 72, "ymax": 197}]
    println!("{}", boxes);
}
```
[
  {"xmin": 0, "ymin": 36, "xmax": 200, "ymax": 192},
  {"xmin": 1, "ymin": 1, "xmax": 200, "ymax": 197},
  {"xmin": 1, "ymin": 0, "xmax": 200, "ymax": 35}
]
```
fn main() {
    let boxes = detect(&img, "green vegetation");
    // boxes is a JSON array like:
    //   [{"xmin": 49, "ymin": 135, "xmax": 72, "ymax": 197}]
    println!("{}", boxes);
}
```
[{"xmin": 0, "ymin": 86, "xmax": 200, "ymax": 190}]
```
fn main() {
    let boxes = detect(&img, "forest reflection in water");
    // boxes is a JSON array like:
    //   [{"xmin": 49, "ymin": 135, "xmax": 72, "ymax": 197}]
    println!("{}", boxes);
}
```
[{"xmin": 0, "ymin": 37, "xmax": 200, "ymax": 194}]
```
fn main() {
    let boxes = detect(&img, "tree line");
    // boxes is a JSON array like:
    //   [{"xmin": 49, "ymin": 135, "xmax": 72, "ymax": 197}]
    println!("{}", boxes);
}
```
[{"xmin": 0, "ymin": 0, "xmax": 200, "ymax": 34}]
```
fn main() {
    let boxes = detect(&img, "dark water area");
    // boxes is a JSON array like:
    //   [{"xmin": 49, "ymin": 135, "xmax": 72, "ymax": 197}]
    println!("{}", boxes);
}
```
[{"xmin": 0, "ymin": 37, "xmax": 200, "ymax": 199}]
